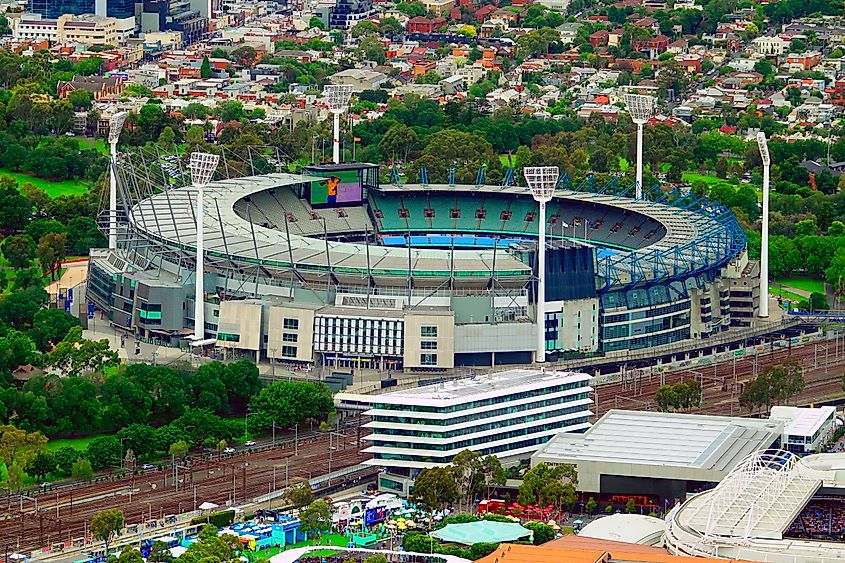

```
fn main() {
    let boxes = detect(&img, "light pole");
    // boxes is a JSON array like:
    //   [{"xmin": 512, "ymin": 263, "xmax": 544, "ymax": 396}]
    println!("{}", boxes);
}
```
[
  {"xmin": 623, "ymin": 94, "xmax": 655, "ymax": 200},
  {"xmin": 524, "ymin": 166, "xmax": 558, "ymax": 363},
  {"xmin": 107, "ymin": 112, "xmax": 128, "ymax": 250},
  {"xmin": 324, "ymin": 85, "xmax": 353, "ymax": 164},
  {"xmin": 756, "ymin": 131, "xmax": 770, "ymax": 318},
  {"xmin": 188, "ymin": 152, "xmax": 220, "ymax": 340}
]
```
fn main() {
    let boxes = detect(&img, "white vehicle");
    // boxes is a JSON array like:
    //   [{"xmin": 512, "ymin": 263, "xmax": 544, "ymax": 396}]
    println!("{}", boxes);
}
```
[
  {"xmin": 244, "ymin": 440, "xmax": 256, "ymax": 447},
  {"xmin": 223, "ymin": 447, "xmax": 235, "ymax": 454}
]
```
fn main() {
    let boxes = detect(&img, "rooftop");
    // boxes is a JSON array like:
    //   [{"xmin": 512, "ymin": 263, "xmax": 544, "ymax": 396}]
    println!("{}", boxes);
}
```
[
  {"xmin": 349, "ymin": 369, "xmax": 591, "ymax": 408},
  {"xmin": 533, "ymin": 409, "xmax": 783, "ymax": 471},
  {"xmin": 770, "ymin": 405, "xmax": 836, "ymax": 438}
]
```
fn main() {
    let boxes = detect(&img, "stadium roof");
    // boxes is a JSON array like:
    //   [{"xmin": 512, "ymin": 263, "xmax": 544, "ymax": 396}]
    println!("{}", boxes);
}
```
[
  {"xmin": 431, "ymin": 522, "xmax": 532, "ymax": 546},
  {"xmin": 532, "ymin": 410, "xmax": 783, "ymax": 472}
]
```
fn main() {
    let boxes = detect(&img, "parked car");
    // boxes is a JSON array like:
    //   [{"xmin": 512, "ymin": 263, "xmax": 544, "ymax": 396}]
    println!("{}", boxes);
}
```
[
  {"xmin": 244, "ymin": 440, "xmax": 256, "ymax": 447},
  {"xmin": 223, "ymin": 447, "xmax": 235, "ymax": 454}
]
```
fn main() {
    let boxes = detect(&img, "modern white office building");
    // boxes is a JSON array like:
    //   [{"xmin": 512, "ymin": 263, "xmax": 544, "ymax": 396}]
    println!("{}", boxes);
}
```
[
  {"xmin": 769, "ymin": 405, "xmax": 837, "ymax": 454},
  {"xmin": 340, "ymin": 369, "xmax": 593, "ymax": 495}
]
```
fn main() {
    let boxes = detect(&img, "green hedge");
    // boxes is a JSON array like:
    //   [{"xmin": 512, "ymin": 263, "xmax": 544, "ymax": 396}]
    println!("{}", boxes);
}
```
[{"xmin": 191, "ymin": 510, "xmax": 235, "ymax": 528}]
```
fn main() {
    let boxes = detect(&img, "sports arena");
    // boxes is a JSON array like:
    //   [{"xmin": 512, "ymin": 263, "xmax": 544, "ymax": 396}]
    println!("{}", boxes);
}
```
[
  {"xmin": 87, "ymin": 147, "xmax": 757, "ymax": 370},
  {"xmin": 666, "ymin": 450, "xmax": 845, "ymax": 562}
]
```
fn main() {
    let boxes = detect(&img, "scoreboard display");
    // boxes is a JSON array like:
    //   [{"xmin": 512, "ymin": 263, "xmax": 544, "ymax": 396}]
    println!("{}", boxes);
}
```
[{"xmin": 304, "ymin": 163, "xmax": 379, "ymax": 208}]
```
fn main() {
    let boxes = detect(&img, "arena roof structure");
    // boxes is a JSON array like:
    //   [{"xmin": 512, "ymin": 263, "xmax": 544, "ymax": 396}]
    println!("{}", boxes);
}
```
[
  {"xmin": 666, "ymin": 451, "xmax": 845, "ymax": 563},
  {"xmin": 531, "ymin": 410, "xmax": 783, "ymax": 493}
]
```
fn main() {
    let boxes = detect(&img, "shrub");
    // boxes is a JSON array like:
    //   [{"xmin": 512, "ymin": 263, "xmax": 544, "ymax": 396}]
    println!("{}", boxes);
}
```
[{"xmin": 191, "ymin": 509, "xmax": 235, "ymax": 528}]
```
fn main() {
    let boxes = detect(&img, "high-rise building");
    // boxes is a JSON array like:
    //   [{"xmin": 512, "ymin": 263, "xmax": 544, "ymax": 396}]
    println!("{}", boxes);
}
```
[
  {"xmin": 31, "ymin": 0, "xmax": 137, "ymax": 19},
  {"xmin": 30, "ymin": 0, "xmax": 94, "ymax": 18},
  {"xmin": 142, "ymin": 0, "xmax": 207, "ymax": 44},
  {"xmin": 328, "ymin": 0, "xmax": 374, "ymax": 29}
]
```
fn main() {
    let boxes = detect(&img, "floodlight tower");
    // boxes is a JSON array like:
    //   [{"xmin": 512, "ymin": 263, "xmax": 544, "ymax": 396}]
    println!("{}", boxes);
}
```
[
  {"xmin": 188, "ymin": 152, "xmax": 220, "ymax": 340},
  {"xmin": 525, "ymin": 166, "xmax": 558, "ymax": 364},
  {"xmin": 324, "ymin": 85, "xmax": 353, "ymax": 164},
  {"xmin": 757, "ymin": 132, "xmax": 770, "ymax": 318},
  {"xmin": 624, "ymin": 94, "xmax": 655, "ymax": 200},
  {"xmin": 107, "ymin": 112, "xmax": 128, "ymax": 250}
]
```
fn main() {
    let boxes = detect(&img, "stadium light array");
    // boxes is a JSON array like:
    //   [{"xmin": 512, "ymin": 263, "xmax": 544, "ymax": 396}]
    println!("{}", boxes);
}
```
[
  {"xmin": 107, "ymin": 112, "xmax": 128, "ymax": 250},
  {"xmin": 525, "ymin": 166, "xmax": 559, "ymax": 363},
  {"xmin": 757, "ymin": 132, "xmax": 770, "ymax": 318},
  {"xmin": 324, "ymin": 85, "xmax": 353, "ymax": 164},
  {"xmin": 188, "ymin": 151, "xmax": 220, "ymax": 341},
  {"xmin": 624, "ymin": 94, "xmax": 655, "ymax": 200}
]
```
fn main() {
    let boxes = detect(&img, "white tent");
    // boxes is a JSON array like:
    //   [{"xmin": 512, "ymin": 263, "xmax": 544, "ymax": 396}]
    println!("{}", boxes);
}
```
[{"xmin": 199, "ymin": 502, "xmax": 219, "ymax": 510}]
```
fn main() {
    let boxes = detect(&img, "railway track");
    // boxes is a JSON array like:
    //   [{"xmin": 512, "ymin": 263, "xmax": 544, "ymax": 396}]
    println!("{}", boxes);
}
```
[{"xmin": 1, "ymin": 430, "xmax": 367, "ymax": 553}]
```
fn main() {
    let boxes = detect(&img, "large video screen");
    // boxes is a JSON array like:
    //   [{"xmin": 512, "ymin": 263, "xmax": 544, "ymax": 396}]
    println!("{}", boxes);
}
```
[{"xmin": 309, "ymin": 169, "xmax": 362, "ymax": 206}]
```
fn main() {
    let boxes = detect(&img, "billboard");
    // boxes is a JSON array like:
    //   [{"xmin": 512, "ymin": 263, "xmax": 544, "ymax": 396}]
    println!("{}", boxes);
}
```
[{"xmin": 309, "ymin": 169, "xmax": 362, "ymax": 206}]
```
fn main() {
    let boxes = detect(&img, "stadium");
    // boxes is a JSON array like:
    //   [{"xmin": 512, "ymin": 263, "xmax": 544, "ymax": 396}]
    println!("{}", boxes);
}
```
[
  {"xmin": 665, "ymin": 450, "xmax": 845, "ymax": 562},
  {"xmin": 87, "ymin": 146, "xmax": 757, "ymax": 371}
]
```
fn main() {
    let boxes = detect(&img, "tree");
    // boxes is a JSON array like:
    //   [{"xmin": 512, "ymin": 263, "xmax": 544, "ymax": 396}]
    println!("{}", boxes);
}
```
[
  {"xmin": 30, "ymin": 308, "xmax": 80, "ymax": 352},
  {"xmin": 86, "ymin": 435, "xmax": 122, "ymax": 470},
  {"xmin": 0, "ymin": 425, "xmax": 47, "ymax": 469},
  {"xmin": 585, "ymin": 496, "xmax": 597, "ymax": 515},
  {"xmin": 47, "ymin": 326, "xmax": 119, "ymax": 377},
  {"xmin": 230, "ymin": 46, "xmax": 258, "ymax": 67},
  {"xmin": 158, "ymin": 126, "xmax": 176, "ymax": 147},
  {"xmin": 381, "ymin": 17, "xmax": 403, "ymax": 35},
  {"xmin": 450, "ymin": 449, "xmax": 482, "ymax": 513},
  {"xmin": 200, "ymin": 56, "xmax": 212, "ymax": 79},
  {"xmin": 411, "ymin": 466, "xmax": 458, "ymax": 515},
  {"xmin": 2, "ymin": 235, "xmax": 35, "ymax": 269},
  {"xmin": 71, "ymin": 457, "xmax": 93, "ymax": 481},
  {"xmin": 523, "ymin": 521, "xmax": 554, "ymax": 545},
  {"xmin": 299, "ymin": 500, "xmax": 332, "ymax": 543},
  {"xmin": 169, "ymin": 440, "xmax": 189, "ymax": 459},
  {"xmin": 91, "ymin": 509, "xmax": 124, "ymax": 554},
  {"xmin": 517, "ymin": 463, "xmax": 577, "ymax": 508},
  {"xmin": 480, "ymin": 455, "xmax": 506, "ymax": 499},
  {"xmin": 625, "ymin": 497, "xmax": 637, "ymax": 514},
  {"xmin": 284, "ymin": 479, "xmax": 315, "ymax": 511},
  {"xmin": 248, "ymin": 380, "xmax": 334, "ymax": 431},
  {"xmin": 379, "ymin": 123, "xmax": 419, "ymax": 162},
  {"xmin": 308, "ymin": 16, "xmax": 326, "ymax": 30},
  {"xmin": 36, "ymin": 232, "xmax": 68, "ymax": 280},
  {"xmin": 67, "ymin": 89, "xmax": 94, "ymax": 110},
  {"xmin": 352, "ymin": 20, "xmax": 379, "ymax": 38},
  {"xmin": 829, "ymin": 221, "xmax": 845, "ymax": 237},
  {"xmin": 118, "ymin": 424, "xmax": 157, "ymax": 459},
  {"xmin": 0, "ymin": 285, "xmax": 48, "ymax": 329},
  {"xmin": 6, "ymin": 462, "xmax": 23, "ymax": 492}
]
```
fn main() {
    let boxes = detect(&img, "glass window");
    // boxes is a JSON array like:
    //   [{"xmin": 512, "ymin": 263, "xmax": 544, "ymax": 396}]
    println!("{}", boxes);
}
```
[
  {"xmin": 281, "ymin": 345, "xmax": 297, "ymax": 358},
  {"xmin": 421, "ymin": 340, "xmax": 438, "ymax": 350},
  {"xmin": 283, "ymin": 317, "xmax": 299, "ymax": 330},
  {"xmin": 420, "ymin": 353, "xmax": 437, "ymax": 365},
  {"xmin": 421, "ymin": 326, "xmax": 438, "ymax": 337},
  {"xmin": 283, "ymin": 333, "xmax": 298, "ymax": 342}
]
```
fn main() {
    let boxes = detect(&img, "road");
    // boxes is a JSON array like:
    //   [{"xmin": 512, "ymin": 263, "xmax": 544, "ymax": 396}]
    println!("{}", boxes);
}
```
[{"xmin": 1, "ymin": 428, "xmax": 367, "ymax": 554}]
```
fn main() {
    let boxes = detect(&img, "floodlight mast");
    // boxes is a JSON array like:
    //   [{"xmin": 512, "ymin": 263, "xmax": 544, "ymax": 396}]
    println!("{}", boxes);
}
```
[
  {"xmin": 624, "ymin": 94, "xmax": 655, "ymax": 200},
  {"xmin": 107, "ymin": 112, "xmax": 128, "ymax": 249},
  {"xmin": 757, "ymin": 132, "xmax": 770, "ymax": 318},
  {"xmin": 525, "ymin": 166, "xmax": 558, "ymax": 364},
  {"xmin": 325, "ymin": 85, "xmax": 353, "ymax": 164},
  {"xmin": 188, "ymin": 152, "xmax": 220, "ymax": 341}
]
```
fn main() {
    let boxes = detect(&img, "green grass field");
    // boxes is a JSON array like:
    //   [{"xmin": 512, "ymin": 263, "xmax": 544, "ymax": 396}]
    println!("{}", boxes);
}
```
[
  {"xmin": 775, "ymin": 277, "xmax": 825, "ymax": 295},
  {"xmin": 47, "ymin": 435, "xmax": 101, "ymax": 452},
  {"xmin": 73, "ymin": 137, "xmax": 109, "ymax": 156},
  {"xmin": 771, "ymin": 286, "xmax": 806, "ymax": 303},
  {"xmin": 682, "ymin": 172, "xmax": 736, "ymax": 187},
  {"xmin": 254, "ymin": 534, "xmax": 350, "ymax": 560},
  {"xmin": 0, "ymin": 168, "xmax": 90, "ymax": 197}
]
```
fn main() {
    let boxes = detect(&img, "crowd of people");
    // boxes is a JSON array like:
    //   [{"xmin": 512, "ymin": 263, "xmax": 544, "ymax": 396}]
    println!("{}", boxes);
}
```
[{"xmin": 786, "ymin": 500, "xmax": 845, "ymax": 538}]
